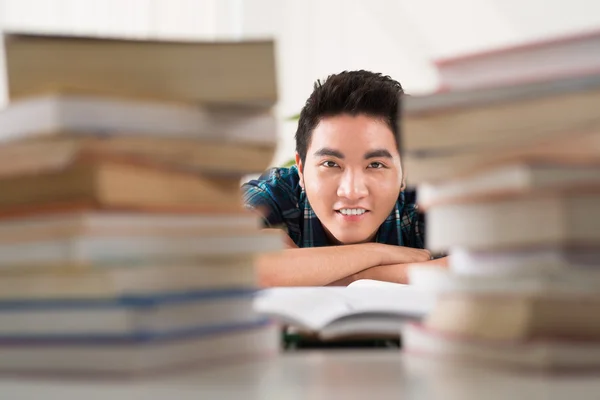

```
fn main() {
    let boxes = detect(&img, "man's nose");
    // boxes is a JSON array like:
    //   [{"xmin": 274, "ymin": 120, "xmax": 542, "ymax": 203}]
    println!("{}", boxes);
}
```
[{"xmin": 337, "ymin": 169, "xmax": 368, "ymax": 200}]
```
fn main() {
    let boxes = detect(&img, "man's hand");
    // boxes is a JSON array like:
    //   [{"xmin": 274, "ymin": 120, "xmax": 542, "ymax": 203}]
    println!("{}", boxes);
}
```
[
  {"xmin": 375, "ymin": 246, "xmax": 432, "ymax": 266},
  {"xmin": 342, "ymin": 256, "xmax": 449, "ymax": 285}
]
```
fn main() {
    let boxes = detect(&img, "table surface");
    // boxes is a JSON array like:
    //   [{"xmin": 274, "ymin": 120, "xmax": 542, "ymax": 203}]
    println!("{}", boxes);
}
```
[{"xmin": 1, "ymin": 351, "xmax": 600, "ymax": 400}]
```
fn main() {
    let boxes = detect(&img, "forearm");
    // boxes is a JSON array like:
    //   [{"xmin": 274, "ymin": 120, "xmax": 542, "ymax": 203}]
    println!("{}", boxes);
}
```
[{"xmin": 255, "ymin": 243, "xmax": 386, "ymax": 287}]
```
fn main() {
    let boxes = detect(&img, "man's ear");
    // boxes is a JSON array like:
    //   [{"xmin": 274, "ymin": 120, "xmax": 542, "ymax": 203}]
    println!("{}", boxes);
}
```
[
  {"xmin": 295, "ymin": 153, "xmax": 305, "ymax": 189},
  {"xmin": 400, "ymin": 166, "xmax": 407, "ymax": 192}
]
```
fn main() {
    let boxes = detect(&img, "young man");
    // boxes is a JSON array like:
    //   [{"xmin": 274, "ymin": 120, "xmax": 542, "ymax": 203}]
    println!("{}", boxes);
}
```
[{"xmin": 242, "ymin": 70, "xmax": 447, "ymax": 287}]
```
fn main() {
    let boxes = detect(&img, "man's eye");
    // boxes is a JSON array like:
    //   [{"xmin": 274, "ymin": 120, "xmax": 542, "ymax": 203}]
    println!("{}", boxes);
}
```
[
  {"xmin": 321, "ymin": 161, "xmax": 339, "ymax": 168},
  {"xmin": 368, "ymin": 162, "xmax": 384, "ymax": 169}
]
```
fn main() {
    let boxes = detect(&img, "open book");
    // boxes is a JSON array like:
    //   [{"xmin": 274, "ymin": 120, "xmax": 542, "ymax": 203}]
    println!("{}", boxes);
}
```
[{"xmin": 253, "ymin": 280, "xmax": 435, "ymax": 340}]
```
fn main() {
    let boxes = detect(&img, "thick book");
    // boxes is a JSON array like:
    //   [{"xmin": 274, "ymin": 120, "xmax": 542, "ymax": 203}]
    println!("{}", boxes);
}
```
[
  {"xmin": 434, "ymin": 29, "xmax": 600, "ymax": 91},
  {"xmin": 0, "ymin": 94, "xmax": 277, "ymax": 146},
  {"xmin": 408, "ymin": 264, "xmax": 600, "ymax": 295},
  {"xmin": 0, "ymin": 210, "xmax": 282, "ymax": 269},
  {"xmin": 427, "ymin": 190, "xmax": 600, "ymax": 251},
  {"xmin": 403, "ymin": 322, "xmax": 600, "ymax": 369},
  {"xmin": 0, "ymin": 230, "xmax": 283, "ymax": 269},
  {"xmin": 0, "ymin": 157, "xmax": 246, "ymax": 211},
  {"xmin": 4, "ymin": 33, "xmax": 277, "ymax": 106},
  {"xmin": 403, "ymin": 73, "xmax": 600, "ymax": 156},
  {"xmin": 0, "ymin": 259, "xmax": 258, "ymax": 299},
  {"xmin": 0, "ymin": 289, "xmax": 257, "ymax": 338},
  {"xmin": 417, "ymin": 163, "xmax": 600, "ymax": 208},
  {"xmin": 0, "ymin": 135, "xmax": 275, "ymax": 178},
  {"xmin": 448, "ymin": 247, "xmax": 600, "ymax": 277},
  {"xmin": 404, "ymin": 130, "xmax": 600, "ymax": 184},
  {"xmin": 253, "ymin": 282, "xmax": 434, "ymax": 340},
  {"xmin": 0, "ymin": 320, "xmax": 278, "ymax": 376},
  {"xmin": 424, "ymin": 292, "xmax": 600, "ymax": 341},
  {"xmin": 0, "ymin": 210, "xmax": 261, "ymax": 242}
]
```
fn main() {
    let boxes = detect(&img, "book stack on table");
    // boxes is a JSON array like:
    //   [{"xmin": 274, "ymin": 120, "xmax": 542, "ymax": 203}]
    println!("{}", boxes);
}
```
[
  {"xmin": 401, "ymin": 30, "xmax": 600, "ymax": 370},
  {"xmin": 0, "ymin": 33, "xmax": 284, "ymax": 377}
]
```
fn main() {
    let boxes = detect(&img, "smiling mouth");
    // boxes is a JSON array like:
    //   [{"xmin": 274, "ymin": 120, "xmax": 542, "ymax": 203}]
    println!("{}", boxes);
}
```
[{"xmin": 336, "ymin": 209, "xmax": 370, "ymax": 216}]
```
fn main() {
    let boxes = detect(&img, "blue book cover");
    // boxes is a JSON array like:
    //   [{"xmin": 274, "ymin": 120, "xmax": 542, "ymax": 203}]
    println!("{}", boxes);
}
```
[
  {"xmin": 0, "ymin": 318, "xmax": 272, "ymax": 345},
  {"xmin": 0, "ymin": 287, "xmax": 257, "ymax": 310}
]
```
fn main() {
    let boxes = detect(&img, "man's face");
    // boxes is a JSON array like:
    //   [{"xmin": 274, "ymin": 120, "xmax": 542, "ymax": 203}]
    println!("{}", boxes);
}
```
[{"xmin": 296, "ymin": 114, "xmax": 405, "ymax": 245}]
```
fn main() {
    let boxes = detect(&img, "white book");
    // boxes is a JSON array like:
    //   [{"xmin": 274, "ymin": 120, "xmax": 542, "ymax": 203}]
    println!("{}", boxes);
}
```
[
  {"xmin": 403, "ymin": 322, "xmax": 600, "ymax": 369},
  {"xmin": 0, "ymin": 94, "xmax": 277, "ymax": 145},
  {"xmin": 0, "ymin": 293, "xmax": 257, "ymax": 337},
  {"xmin": 0, "ymin": 232, "xmax": 283, "ymax": 269},
  {"xmin": 0, "ymin": 322, "xmax": 278, "ymax": 376},
  {"xmin": 427, "ymin": 191, "xmax": 600, "ymax": 251},
  {"xmin": 408, "ymin": 265, "xmax": 600, "ymax": 295},
  {"xmin": 448, "ymin": 247, "xmax": 600, "ymax": 276},
  {"xmin": 253, "ymin": 283, "xmax": 434, "ymax": 340},
  {"xmin": 418, "ymin": 163, "xmax": 600, "ymax": 208}
]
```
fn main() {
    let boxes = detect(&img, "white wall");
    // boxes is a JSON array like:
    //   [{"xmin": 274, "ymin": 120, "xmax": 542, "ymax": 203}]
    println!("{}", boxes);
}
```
[
  {"xmin": 2, "ymin": 0, "xmax": 600, "ymax": 165},
  {"xmin": 242, "ymin": 0, "xmax": 600, "ymax": 165}
]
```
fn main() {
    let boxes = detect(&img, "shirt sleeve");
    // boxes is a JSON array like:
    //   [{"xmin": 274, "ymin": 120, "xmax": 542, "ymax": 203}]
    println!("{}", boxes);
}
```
[
  {"xmin": 402, "ymin": 203, "xmax": 426, "ymax": 249},
  {"xmin": 240, "ymin": 167, "xmax": 300, "ymax": 229},
  {"xmin": 399, "ymin": 188, "xmax": 426, "ymax": 249},
  {"xmin": 241, "ymin": 181, "xmax": 284, "ymax": 227}
]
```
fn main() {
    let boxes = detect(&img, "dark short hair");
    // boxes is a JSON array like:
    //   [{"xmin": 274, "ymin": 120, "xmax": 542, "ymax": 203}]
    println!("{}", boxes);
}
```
[{"xmin": 295, "ymin": 70, "xmax": 404, "ymax": 164}]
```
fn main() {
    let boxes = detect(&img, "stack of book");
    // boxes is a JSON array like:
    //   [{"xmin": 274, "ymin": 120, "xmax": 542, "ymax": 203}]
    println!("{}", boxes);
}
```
[
  {"xmin": 401, "ymin": 30, "xmax": 600, "ymax": 369},
  {"xmin": 0, "ymin": 33, "xmax": 283, "ymax": 377}
]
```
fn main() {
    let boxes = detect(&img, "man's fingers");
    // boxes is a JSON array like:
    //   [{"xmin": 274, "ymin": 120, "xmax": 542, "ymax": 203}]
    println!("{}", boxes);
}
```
[{"xmin": 386, "ymin": 247, "xmax": 431, "ymax": 264}]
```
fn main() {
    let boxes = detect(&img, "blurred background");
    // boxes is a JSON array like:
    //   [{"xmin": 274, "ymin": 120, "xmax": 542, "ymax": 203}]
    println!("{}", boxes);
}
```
[{"xmin": 2, "ymin": 0, "xmax": 600, "ymax": 166}]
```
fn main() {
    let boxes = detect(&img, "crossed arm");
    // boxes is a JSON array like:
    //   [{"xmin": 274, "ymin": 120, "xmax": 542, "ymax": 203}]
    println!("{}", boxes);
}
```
[{"xmin": 255, "ymin": 229, "xmax": 448, "ymax": 287}]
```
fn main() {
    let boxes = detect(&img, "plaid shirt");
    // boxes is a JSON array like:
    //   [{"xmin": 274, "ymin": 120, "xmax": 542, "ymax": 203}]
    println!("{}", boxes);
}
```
[{"xmin": 241, "ymin": 166, "xmax": 425, "ymax": 249}]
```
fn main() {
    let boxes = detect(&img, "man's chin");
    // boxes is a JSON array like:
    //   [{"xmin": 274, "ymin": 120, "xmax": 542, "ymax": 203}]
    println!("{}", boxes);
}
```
[
  {"xmin": 321, "ymin": 223, "xmax": 377, "ymax": 245},
  {"xmin": 330, "ymin": 232, "xmax": 377, "ymax": 246}
]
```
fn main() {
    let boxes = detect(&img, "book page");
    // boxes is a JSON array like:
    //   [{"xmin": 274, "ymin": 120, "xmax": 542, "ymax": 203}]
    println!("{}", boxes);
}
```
[
  {"xmin": 347, "ymin": 279, "xmax": 408, "ymax": 289},
  {"xmin": 253, "ymin": 286, "xmax": 435, "ymax": 332}
]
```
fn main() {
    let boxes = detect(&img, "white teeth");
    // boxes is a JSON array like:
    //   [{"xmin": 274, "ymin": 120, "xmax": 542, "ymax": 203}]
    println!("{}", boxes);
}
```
[{"xmin": 339, "ymin": 209, "xmax": 366, "ymax": 216}]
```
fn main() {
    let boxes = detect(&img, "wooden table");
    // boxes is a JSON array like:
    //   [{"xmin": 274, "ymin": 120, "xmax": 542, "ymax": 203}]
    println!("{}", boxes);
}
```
[{"xmin": 1, "ymin": 351, "xmax": 599, "ymax": 399}]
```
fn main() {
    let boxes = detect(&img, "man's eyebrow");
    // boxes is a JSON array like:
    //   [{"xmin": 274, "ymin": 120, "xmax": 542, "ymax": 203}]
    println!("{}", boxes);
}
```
[
  {"xmin": 313, "ymin": 148, "xmax": 345, "ymax": 159},
  {"xmin": 364, "ymin": 149, "xmax": 393, "ymax": 159}
]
